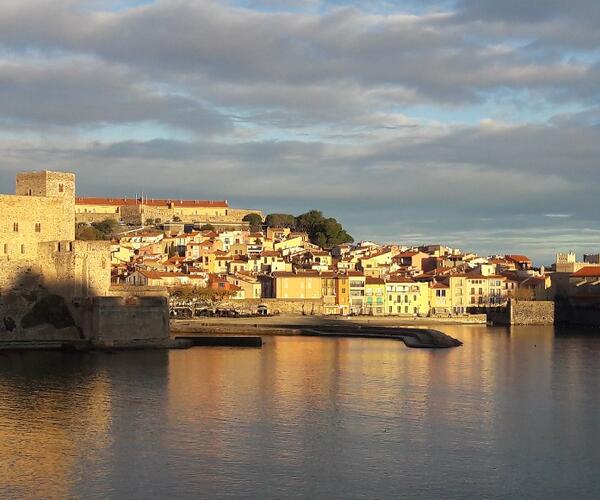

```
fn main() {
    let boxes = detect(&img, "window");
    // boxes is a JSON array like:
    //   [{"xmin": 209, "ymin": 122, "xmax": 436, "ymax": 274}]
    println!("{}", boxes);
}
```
[
  {"xmin": 28, "ymin": 189, "xmax": 32, "ymax": 196},
  {"xmin": 3, "ymin": 244, "xmax": 7, "ymax": 254},
  {"xmin": 35, "ymin": 223, "xmax": 41, "ymax": 233},
  {"xmin": 13, "ymin": 222, "xmax": 18, "ymax": 232},
  {"xmin": 58, "ymin": 183, "xmax": 64, "ymax": 193},
  {"xmin": 20, "ymin": 244, "xmax": 25, "ymax": 254}
]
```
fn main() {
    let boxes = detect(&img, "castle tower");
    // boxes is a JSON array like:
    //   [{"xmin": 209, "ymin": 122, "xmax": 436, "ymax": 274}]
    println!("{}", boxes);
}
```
[{"xmin": 15, "ymin": 171, "xmax": 75, "ymax": 240}]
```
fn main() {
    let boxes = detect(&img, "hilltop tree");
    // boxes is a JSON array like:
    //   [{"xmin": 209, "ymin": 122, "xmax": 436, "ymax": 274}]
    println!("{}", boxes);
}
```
[
  {"xmin": 242, "ymin": 213, "xmax": 263, "ymax": 233},
  {"xmin": 200, "ymin": 223, "xmax": 215, "ymax": 231},
  {"xmin": 264, "ymin": 213, "xmax": 296, "ymax": 228},
  {"xmin": 295, "ymin": 210, "xmax": 353, "ymax": 248}
]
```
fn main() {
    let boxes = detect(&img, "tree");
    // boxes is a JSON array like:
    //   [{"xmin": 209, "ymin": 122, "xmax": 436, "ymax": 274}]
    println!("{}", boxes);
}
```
[
  {"xmin": 295, "ymin": 210, "xmax": 353, "ymax": 248},
  {"xmin": 264, "ymin": 213, "xmax": 296, "ymax": 228},
  {"xmin": 145, "ymin": 218, "xmax": 155, "ymax": 226},
  {"xmin": 200, "ymin": 223, "xmax": 215, "ymax": 231},
  {"xmin": 75, "ymin": 218, "xmax": 118, "ymax": 241},
  {"xmin": 173, "ymin": 216, "xmax": 182, "ymax": 222},
  {"xmin": 242, "ymin": 213, "xmax": 263, "ymax": 233}
]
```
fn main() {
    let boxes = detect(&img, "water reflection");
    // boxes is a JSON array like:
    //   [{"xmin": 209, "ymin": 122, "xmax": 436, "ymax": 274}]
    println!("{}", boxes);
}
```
[{"xmin": 0, "ymin": 328, "xmax": 599, "ymax": 498}]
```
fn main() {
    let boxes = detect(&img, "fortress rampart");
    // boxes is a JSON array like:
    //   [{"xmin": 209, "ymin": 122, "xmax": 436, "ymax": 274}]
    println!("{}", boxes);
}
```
[{"xmin": 0, "ymin": 170, "xmax": 169, "ymax": 345}]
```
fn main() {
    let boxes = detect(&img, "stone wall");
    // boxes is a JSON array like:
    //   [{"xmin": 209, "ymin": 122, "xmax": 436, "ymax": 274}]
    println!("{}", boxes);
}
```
[
  {"xmin": 488, "ymin": 300, "xmax": 555, "ymax": 325},
  {"xmin": 221, "ymin": 298, "xmax": 324, "ymax": 315},
  {"xmin": 87, "ymin": 295, "xmax": 170, "ymax": 343},
  {"xmin": 37, "ymin": 240, "xmax": 112, "ymax": 298}
]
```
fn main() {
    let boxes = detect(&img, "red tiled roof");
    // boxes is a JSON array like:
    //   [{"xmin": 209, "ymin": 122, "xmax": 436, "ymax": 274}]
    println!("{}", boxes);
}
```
[
  {"xmin": 76, "ymin": 197, "xmax": 228, "ymax": 208},
  {"xmin": 366, "ymin": 277, "xmax": 385, "ymax": 285},
  {"xmin": 387, "ymin": 277, "xmax": 416, "ymax": 284},
  {"xmin": 571, "ymin": 267, "xmax": 600, "ymax": 278},
  {"xmin": 505, "ymin": 254, "xmax": 532, "ymax": 264}
]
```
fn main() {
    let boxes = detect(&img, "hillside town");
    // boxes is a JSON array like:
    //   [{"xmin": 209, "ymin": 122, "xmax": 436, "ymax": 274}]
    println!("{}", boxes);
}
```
[{"xmin": 74, "ymin": 195, "xmax": 600, "ymax": 319}]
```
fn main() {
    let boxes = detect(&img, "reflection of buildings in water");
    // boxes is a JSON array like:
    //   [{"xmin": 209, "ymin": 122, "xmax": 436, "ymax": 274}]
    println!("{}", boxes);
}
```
[{"xmin": 0, "ymin": 353, "xmax": 113, "ymax": 499}]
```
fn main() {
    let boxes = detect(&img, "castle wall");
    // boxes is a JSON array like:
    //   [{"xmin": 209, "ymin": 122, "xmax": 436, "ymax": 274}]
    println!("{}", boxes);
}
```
[
  {"xmin": 89, "ymin": 296, "xmax": 169, "ymax": 342},
  {"xmin": 15, "ymin": 171, "xmax": 75, "ymax": 240},
  {"xmin": 0, "ymin": 195, "xmax": 72, "ymax": 261},
  {"xmin": 37, "ymin": 240, "xmax": 112, "ymax": 298}
]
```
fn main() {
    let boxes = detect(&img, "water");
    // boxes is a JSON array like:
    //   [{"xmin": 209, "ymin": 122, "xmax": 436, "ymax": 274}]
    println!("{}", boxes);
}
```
[{"xmin": 0, "ymin": 326, "xmax": 599, "ymax": 499}]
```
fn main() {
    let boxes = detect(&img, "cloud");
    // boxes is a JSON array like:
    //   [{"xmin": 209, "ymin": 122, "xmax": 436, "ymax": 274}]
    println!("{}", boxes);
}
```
[{"xmin": 0, "ymin": 0, "xmax": 598, "ymax": 261}]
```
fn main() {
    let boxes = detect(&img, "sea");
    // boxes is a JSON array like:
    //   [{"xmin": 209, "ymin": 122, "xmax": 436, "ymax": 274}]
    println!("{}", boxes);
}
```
[{"xmin": 0, "ymin": 325, "xmax": 599, "ymax": 499}]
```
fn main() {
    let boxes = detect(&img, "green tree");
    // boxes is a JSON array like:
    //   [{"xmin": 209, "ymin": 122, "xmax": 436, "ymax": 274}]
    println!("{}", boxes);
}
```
[
  {"xmin": 75, "ymin": 218, "xmax": 118, "ymax": 241},
  {"xmin": 200, "ymin": 223, "xmax": 215, "ymax": 231},
  {"xmin": 264, "ymin": 213, "xmax": 296, "ymax": 228},
  {"xmin": 295, "ymin": 210, "xmax": 353, "ymax": 248},
  {"xmin": 242, "ymin": 213, "xmax": 263, "ymax": 233}
]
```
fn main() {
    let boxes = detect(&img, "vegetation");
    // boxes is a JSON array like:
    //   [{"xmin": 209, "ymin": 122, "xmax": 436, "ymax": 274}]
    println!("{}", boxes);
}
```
[
  {"xmin": 75, "ymin": 218, "xmax": 118, "ymax": 241},
  {"xmin": 242, "ymin": 213, "xmax": 263, "ymax": 232},
  {"xmin": 200, "ymin": 223, "xmax": 215, "ymax": 231},
  {"xmin": 264, "ymin": 210, "xmax": 353, "ymax": 248},
  {"xmin": 264, "ymin": 213, "xmax": 296, "ymax": 228}
]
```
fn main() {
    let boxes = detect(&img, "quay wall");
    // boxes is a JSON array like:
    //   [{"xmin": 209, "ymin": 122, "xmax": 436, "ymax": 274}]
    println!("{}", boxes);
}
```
[
  {"xmin": 88, "ymin": 296, "xmax": 170, "ymax": 342},
  {"xmin": 555, "ymin": 300, "xmax": 600, "ymax": 327},
  {"xmin": 488, "ymin": 300, "xmax": 555, "ymax": 325}
]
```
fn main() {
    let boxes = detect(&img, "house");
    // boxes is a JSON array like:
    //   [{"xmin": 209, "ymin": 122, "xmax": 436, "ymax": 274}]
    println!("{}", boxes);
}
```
[
  {"xmin": 272, "ymin": 271, "xmax": 322, "ymax": 300},
  {"xmin": 348, "ymin": 271, "xmax": 366, "ymax": 315},
  {"xmin": 429, "ymin": 282, "xmax": 451, "ymax": 315},
  {"xmin": 385, "ymin": 277, "xmax": 429, "ymax": 316},
  {"xmin": 125, "ymin": 269, "xmax": 206, "ymax": 287},
  {"xmin": 364, "ymin": 277, "xmax": 386, "ymax": 315}
]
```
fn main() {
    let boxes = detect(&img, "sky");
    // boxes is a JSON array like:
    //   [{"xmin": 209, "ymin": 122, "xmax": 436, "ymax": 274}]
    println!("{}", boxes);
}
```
[{"xmin": 1, "ymin": 0, "xmax": 600, "ymax": 264}]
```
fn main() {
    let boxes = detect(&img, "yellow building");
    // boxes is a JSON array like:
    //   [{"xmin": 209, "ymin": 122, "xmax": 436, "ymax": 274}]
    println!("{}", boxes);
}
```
[
  {"xmin": 266, "ymin": 227, "xmax": 291, "ymax": 241},
  {"xmin": 348, "ymin": 271, "xmax": 366, "ymax": 314},
  {"xmin": 335, "ymin": 274, "xmax": 350, "ymax": 315},
  {"xmin": 227, "ymin": 273, "xmax": 262, "ymax": 299},
  {"xmin": 272, "ymin": 271, "xmax": 322, "ymax": 299},
  {"xmin": 359, "ymin": 249, "xmax": 393, "ymax": 277},
  {"xmin": 385, "ymin": 277, "xmax": 429, "ymax": 316},
  {"xmin": 365, "ymin": 277, "xmax": 386, "ymax": 315},
  {"xmin": 429, "ymin": 282, "xmax": 451, "ymax": 315},
  {"xmin": 274, "ymin": 235, "xmax": 309, "ymax": 252}
]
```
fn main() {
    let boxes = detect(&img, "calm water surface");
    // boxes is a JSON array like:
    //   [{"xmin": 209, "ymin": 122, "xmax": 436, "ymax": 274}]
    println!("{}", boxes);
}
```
[{"xmin": 0, "ymin": 326, "xmax": 599, "ymax": 499}]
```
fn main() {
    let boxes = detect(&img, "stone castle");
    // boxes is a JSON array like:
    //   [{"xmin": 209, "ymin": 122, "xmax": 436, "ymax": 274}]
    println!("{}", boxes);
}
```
[{"xmin": 0, "ymin": 171, "xmax": 169, "ymax": 345}]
